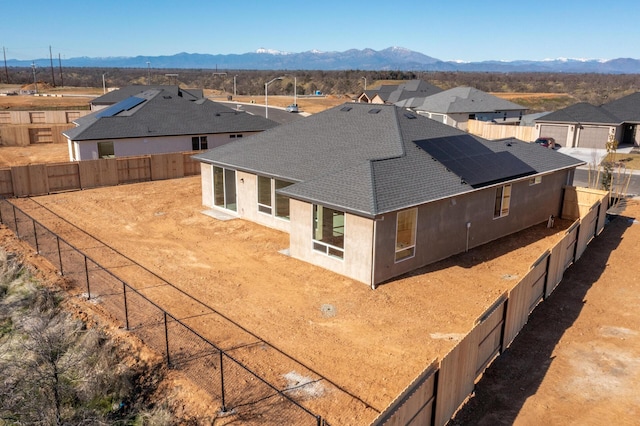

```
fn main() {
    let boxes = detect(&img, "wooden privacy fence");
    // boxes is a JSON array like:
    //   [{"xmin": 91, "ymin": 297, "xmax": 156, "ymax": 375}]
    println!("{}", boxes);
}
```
[
  {"xmin": 0, "ymin": 151, "xmax": 202, "ymax": 197},
  {"xmin": 0, "ymin": 124, "xmax": 76, "ymax": 145},
  {"xmin": 467, "ymin": 120, "xmax": 536, "ymax": 142},
  {"xmin": 370, "ymin": 187, "xmax": 609, "ymax": 426}
]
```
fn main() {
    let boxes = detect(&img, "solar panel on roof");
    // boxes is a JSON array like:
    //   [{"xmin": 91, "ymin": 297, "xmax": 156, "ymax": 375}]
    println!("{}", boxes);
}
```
[
  {"xmin": 96, "ymin": 96, "xmax": 146, "ymax": 118},
  {"xmin": 415, "ymin": 135, "xmax": 536, "ymax": 187}
]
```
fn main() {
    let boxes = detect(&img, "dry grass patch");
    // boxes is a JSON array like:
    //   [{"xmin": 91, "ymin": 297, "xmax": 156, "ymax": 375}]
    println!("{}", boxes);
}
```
[{"xmin": 603, "ymin": 152, "xmax": 640, "ymax": 170}]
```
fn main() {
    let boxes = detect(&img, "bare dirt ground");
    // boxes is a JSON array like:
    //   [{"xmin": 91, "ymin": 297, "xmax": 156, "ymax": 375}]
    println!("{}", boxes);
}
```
[
  {"xmin": 3, "ymin": 175, "xmax": 620, "ymax": 425},
  {"xmin": 452, "ymin": 197, "xmax": 640, "ymax": 426},
  {"xmin": 0, "ymin": 143, "xmax": 70, "ymax": 167}
]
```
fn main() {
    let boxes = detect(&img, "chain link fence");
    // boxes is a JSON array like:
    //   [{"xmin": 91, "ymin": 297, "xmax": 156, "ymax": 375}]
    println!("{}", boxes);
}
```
[{"xmin": 0, "ymin": 197, "xmax": 327, "ymax": 425}]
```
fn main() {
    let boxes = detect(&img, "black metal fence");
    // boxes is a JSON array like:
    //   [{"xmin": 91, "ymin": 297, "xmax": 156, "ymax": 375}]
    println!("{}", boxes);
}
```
[{"xmin": 0, "ymin": 198, "xmax": 327, "ymax": 425}]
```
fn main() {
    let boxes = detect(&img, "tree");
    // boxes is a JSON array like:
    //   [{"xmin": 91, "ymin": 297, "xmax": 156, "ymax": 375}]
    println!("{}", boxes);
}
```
[{"xmin": 0, "ymin": 252, "xmax": 142, "ymax": 425}]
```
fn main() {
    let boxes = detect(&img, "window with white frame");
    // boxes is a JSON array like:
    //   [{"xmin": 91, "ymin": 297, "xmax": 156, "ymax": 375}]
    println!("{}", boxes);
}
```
[
  {"xmin": 395, "ymin": 208, "xmax": 417, "ymax": 261},
  {"xmin": 257, "ymin": 176, "xmax": 272, "ymax": 214},
  {"xmin": 97, "ymin": 141, "xmax": 114, "ymax": 158},
  {"xmin": 312, "ymin": 205, "xmax": 344, "ymax": 259},
  {"xmin": 257, "ymin": 176, "xmax": 293, "ymax": 219},
  {"xmin": 191, "ymin": 136, "xmax": 208, "ymax": 150},
  {"xmin": 494, "ymin": 184, "xmax": 512, "ymax": 218},
  {"xmin": 213, "ymin": 166, "xmax": 237, "ymax": 212},
  {"xmin": 529, "ymin": 176, "xmax": 542, "ymax": 185},
  {"xmin": 274, "ymin": 180, "xmax": 293, "ymax": 219}
]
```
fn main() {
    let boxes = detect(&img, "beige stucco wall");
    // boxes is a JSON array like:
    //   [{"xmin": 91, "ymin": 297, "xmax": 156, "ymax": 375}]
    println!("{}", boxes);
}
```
[
  {"xmin": 199, "ymin": 168, "xmax": 292, "ymax": 233},
  {"xmin": 198, "ymin": 165, "xmax": 572, "ymax": 287},
  {"xmin": 235, "ymin": 171, "xmax": 291, "ymax": 233},
  {"xmin": 200, "ymin": 162, "xmax": 213, "ymax": 208},
  {"xmin": 289, "ymin": 199, "xmax": 374, "ymax": 285},
  {"xmin": 371, "ymin": 171, "xmax": 570, "ymax": 285}
]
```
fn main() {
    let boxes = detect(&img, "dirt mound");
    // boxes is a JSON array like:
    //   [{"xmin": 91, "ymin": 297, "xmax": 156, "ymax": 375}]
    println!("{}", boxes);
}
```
[{"xmin": 21, "ymin": 82, "xmax": 54, "ymax": 91}]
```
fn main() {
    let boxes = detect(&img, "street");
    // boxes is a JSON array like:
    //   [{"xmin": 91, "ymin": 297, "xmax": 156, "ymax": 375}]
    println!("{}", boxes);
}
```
[
  {"xmin": 573, "ymin": 168, "xmax": 640, "ymax": 197},
  {"xmin": 215, "ymin": 101, "xmax": 307, "ymax": 124}
]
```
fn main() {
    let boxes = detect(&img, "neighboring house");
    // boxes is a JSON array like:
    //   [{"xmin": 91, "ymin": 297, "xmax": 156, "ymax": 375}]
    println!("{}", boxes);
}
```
[
  {"xmin": 90, "ymin": 85, "xmax": 204, "ymax": 111},
  {"xmin": 535, "ymin": 92, "xmax": 640, "ymax": 148},
  {"xmin": 397, "ymin": 87, "xmax": 527, "ymax": 131},
  {"xmin": 357, "ymin": 80, "xmax": 442, "ymax": 104},
  {"xmin": 534, "ymin": 103, "xmax": 620, "ymax": 149},
  {"xmin": 357, "ymin": 89, "xmax": 379, "ymax": 103},
  {"xmin": 194, "ymin": 103, "xmax": 583, "ymax": 288},
  {"xmin": 64, "ymin": 88, "xmax": 277, "ymax": 161},
  {"xmin": 602, "ymin": 92, "xmax": 640, "ymax": 146}
]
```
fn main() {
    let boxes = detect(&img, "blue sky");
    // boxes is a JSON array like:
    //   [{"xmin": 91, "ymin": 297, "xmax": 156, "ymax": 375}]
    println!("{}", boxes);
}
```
[{"xmin": 1, "ymin": 0, "xmax": 638, "ymax": 63}]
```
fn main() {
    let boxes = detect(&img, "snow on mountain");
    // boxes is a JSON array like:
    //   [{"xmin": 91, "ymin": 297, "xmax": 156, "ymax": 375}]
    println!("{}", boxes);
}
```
[{"xmin": 256, "ymin": 48, "xmax": 290, "ymax": 55}]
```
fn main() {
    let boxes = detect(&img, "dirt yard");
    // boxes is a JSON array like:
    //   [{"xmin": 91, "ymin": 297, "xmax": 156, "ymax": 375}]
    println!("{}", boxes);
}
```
[
  {"xmin": 3, "ymin": 175, "xmax": 631, "ymax": 425},
  {"xmin": 5, "ymin": 176, "xmax": 640, "ymax": 424}
]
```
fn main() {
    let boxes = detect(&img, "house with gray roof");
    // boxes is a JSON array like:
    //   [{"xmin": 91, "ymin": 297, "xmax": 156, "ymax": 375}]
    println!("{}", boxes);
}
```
[
  {"xmin": 397, "ymin": 87, "xmax": 527, "ymax": 131},
  {"xmin": 534, "ymin": 102, "xmax": 620, "ymax": 149},
  {"xmin": 64, "ymin": 88, "xmax": 277, "ymax": 161},
  {"xmin": 357, "ymin": 80, "xmax": 442, "ymax": 104},
  {"xmin": 90, "ymin": 85, "xmax": 204, "ymax": 111},
  {"xmin": 194, "ymin": 103, "xmax": 583, "ymax": 287},
  {"xmin": 535, "ymin": 92, "xmax": 640, "ymax": 149}
]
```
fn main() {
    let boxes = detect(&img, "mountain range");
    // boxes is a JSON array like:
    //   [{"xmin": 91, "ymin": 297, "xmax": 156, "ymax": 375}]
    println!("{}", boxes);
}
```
[{"xmin": 9, "ymin": 47, "xmax": 640, "ymax": 74}]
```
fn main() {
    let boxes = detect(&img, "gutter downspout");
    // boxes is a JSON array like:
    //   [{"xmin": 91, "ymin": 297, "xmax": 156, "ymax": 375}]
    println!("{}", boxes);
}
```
[
  {"xmin": 371, "ymin": 218, "xmax": 378, "ymax": 290},
  {"xmin": 465, "ymin": 221, "xmax": 471, "ymax": 252}
]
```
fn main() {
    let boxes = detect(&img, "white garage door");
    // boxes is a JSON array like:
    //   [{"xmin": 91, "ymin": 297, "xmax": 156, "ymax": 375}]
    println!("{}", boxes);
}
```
[
  {"xmin": 577, "ymin": 126, "xmax": 610, "ymax": 149},
  {"xmin": 539, "ymin": 125, "xmax": 568, "ymax": 146}
]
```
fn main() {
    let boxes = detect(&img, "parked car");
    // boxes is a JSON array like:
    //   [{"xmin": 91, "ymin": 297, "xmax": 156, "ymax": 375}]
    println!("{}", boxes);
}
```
[
  {"xmin": 535, "ymin": 137, "xmax": 557, "ymax": 149},
  {"xmin": 285, "ymin": 104, "xmax": 299, "ymax": 113}
]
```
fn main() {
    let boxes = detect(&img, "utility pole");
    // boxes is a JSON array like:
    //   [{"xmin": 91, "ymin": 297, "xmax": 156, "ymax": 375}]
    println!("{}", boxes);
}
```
[
  {"xmin": 3, "ymin": 47, "xmax": 9, "ymax": 84},
  {"xmin": 58, "ymin": 53, "xmax": 64, "ymax": 87},
  {"xmin": 31, "ymin": 62, "xmax": 38, "ymax": 94},
  {"xmin": 49, "ymin": 45, "xmax": 56, "ymax": 87},
  {"xmin": 147, "ymin": 61, "xmax": 151, "ymax": 85}
]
